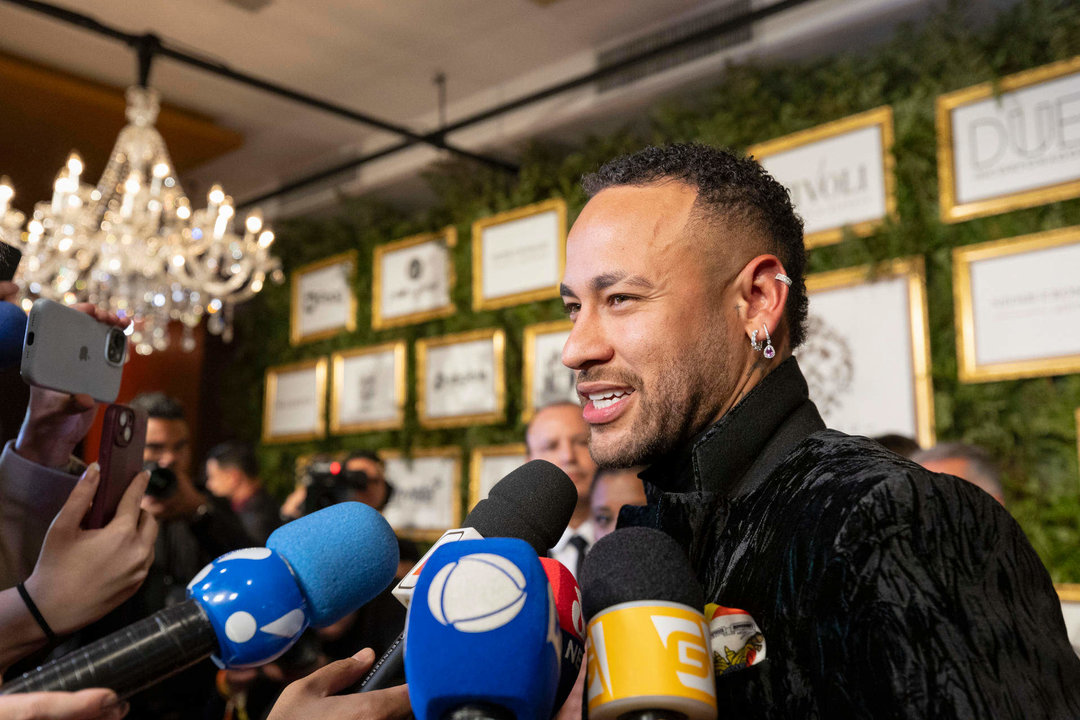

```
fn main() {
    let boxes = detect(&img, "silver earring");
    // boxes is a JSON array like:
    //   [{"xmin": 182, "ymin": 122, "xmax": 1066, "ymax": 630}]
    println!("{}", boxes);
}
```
[
  {"xmin": 775, "ymin": 273, "xmax": 792, "ymax": 286},
  {"xmin": 763, "ymin": 324, "xmax": 775, "ymax": 359},
  {"xmin": 749, "ymin": 329, "xmax": 762, "ymax": 352}
]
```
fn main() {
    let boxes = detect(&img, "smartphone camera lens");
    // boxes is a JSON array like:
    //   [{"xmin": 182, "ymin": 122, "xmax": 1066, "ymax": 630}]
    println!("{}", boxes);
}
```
[
  {"xmin": 106, "ymin": 328, "xmax": 126, "ymax": 365},
  {"xmin": 119, "ymin": 412, "xmax": 129, "ymax": 427},
  {"xmin": 122, "ymin": 425, "xmax": 133, "ymax": 443}
]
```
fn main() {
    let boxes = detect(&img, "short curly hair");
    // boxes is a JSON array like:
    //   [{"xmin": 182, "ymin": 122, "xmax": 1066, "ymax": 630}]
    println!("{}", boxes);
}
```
[{"xmin": 581, "ymin": 144, "xmax": 808, "ymax": 348}]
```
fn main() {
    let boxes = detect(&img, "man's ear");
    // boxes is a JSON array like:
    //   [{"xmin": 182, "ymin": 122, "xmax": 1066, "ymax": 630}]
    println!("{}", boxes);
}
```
[{"xmin": 734, "ymin": 254, "xmax": 790, "ymax": 352}]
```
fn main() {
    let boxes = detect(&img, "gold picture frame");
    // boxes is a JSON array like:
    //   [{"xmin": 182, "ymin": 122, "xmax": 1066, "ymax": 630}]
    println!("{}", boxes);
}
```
[
  {"xmin": 953, "ymin": 226, "xmax": 1080, "ymax": 383},
  {"xmin": 521, "ymin": 319, "xmax": 576, "ymax": 424},
  {"xmin": 468, "ymin": 443, "xmax": 528, "ymax": 511},
  {"xmin": 381, "ymin": 446, "xmax": 463, "ymax": 541},
  {"xmin": 747, "ymin": 106, "xmax": 897, "ymax": 249},
  {"xmin": 289, "ymin": 251, "xmax": 358, "ymax": 345},
  {"xmin": 416, "ymin": 328, "xmax": 506, "ymax": 429},
  {"xmin": 372, "ymin": 227, "xmax": 457, "ymax": 329},
  {"xmin": 936, "ymin": 55, "xmax": 1080, "ymax": 223},
  {"xmin": 804, "ymin": 257, "xmax": 935, "ymax": 448},
  {"xmin": 262, "ymin": 357, "xmax": 328, "ymax": 444},
  {"xmin": 471, "ymin": 198, "xmax": 568, "ymax": 311},
  {"xmin": 329, "ymin": 341, "xmax": 408, "ymax": 434},
  {"xmin": 1059, "ymin": 584, "xmax": 1080, "ymax": 604}
]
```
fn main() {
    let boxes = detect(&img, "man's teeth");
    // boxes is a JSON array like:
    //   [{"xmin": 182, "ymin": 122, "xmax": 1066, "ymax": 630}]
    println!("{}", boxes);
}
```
[{"xmin": 588, "ymin": 390, "xmax": 631, "ymax": 410}]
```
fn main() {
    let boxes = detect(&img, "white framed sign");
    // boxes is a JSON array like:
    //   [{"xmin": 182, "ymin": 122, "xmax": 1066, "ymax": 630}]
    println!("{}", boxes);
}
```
[
  {"xmin": 381, "ymin": 447, "xmax": 462, "ymax": 540},
  {"xmin": 468, "ymin": 444, "xmax": 527, "ymax": 511},
  {"xmin": 522, "ymin": 319, "xmax": 577, "ymax": 423},
  {"xmin": 472, "ymin": 198, "xmax": 567, "ymax": 311},
  {"xmin": 797, "ymin": 257, "xmax": 935, "ymax": 448},
  {"xmin": 262, "ymin": 358, "xmax": 328, "ymax": 444},
  {"xmin": 953, "ymin": 226, "xmax": 1080, "ymax": 383},
  {"xmin": 330, "ymin": 341, "xmax": 407, "ymax": 434},
  {"xmin": 1057, "ymin": 585, "xmax": 1080, "ymax": 658},
  {"xmin": 748, "ymin": 106, "xmax": 896, "ymax": 249},
  {"xmin": 372, "ymin": 228, "xmax": 456, "ymax": 329},
  {"xmin": 416, "ymin": 328, "xmax": 506, "ymax": 429},
  {"xmin": 937, "ymin": 55, "xmax": 1080, "ymax": 223},
  {"xmin": 290, "ymin": 251, "xmax": 357, "ymax": 344}
]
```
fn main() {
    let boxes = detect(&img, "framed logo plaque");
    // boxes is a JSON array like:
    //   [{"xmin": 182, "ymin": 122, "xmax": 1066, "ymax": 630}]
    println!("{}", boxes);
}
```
[
  {"xmin": 372, "ymin": 228, "xmax": 457, "ymax": 329},
  {"xmin": 798, "ymin": 257, "xmax": 935, "ymax": 448},
  {"xmin": 262, "ymin": 358, "xmax": 328, "ymax": 444},
  {"xmin": 936, "ymin": 56, "xmax": 1080, "ymax": 223},
  {"xmin": 290, "ymin": 251, "xmax": 357, "ymax": 345},
  {"xmin": 472, "ymin": 198, "xmax": 567, "ymax": 311},
  {"xmin": 330, "ymin": 341, "xmax": 407, "ymax": 434},
  {"xmin": 468, "ymin": 444, "xmax": 527, "ymax": 511},
  {"xmin": 522, "ymin": 319, "xmax": 577, "ymax": 423},
  {"xmin": 748, "ymin": 106, "xmax": 896, "ymax": 249},
  {"xmin": 953, "ymin": 226, "xmax": 1080, "ymax": 382},
  {"xmin": 381, "ymin": 447, "xmax": 462, "ymax": 541},
  {"xmin": 416, "ymin": 328, "xmax": 506, "ymax": 429}
]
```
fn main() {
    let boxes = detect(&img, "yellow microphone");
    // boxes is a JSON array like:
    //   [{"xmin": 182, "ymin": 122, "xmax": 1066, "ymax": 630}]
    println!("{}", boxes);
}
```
[{"xmin": 580, "ymin": 528, "xmax": 717, "ymax": 720}]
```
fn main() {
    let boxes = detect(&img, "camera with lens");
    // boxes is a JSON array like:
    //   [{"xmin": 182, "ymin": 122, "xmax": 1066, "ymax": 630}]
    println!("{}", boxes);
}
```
[
  {"xmin": 106, "ymin": 326, "xmax": 127, "ymax": 366},
  {"xmin": 300, "ymin": 458, "xmax": 369, "ymax": 516},
  {"xmin": 144, "ymin": 462, "xmax": 178, "ymax": 499}
]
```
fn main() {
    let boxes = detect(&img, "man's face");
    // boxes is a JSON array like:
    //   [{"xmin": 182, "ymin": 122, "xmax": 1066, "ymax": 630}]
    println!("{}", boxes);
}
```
[
  {"xmin": 346, "ymin": 457, "xmax": 389, "ymax": 510},
  {"xmin": 526, "ymin": 404, "xmax": 597, "ymax": 508},
  {"xmin": 205, "ymin": 459, "xmax": 240, "ymax": 499},
  {"xmin": 560, "ymin": 183, "xmax": 742, "ymax": 469},
  {"xmin": 144, "ymin": 418, "xmax": 192, "ymax": 476}
]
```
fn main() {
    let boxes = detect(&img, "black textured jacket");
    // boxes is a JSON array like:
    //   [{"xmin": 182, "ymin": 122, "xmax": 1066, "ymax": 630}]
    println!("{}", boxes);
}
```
[{"xmin": 621, "ymin": 357, "xmax": 1080, "ymax": 718}]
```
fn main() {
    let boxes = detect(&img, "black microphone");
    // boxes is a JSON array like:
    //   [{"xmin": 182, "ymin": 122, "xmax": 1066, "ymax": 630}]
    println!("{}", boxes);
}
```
[
  {"xmin": 1, "ymin": 503, "xmax": 398, "ymax": 698},
  {"xmin": 353, "ymin": 459, "xmax": 578, "ymax": 693},
  {"xmin": 579, "ymin": 527, "xmax": 717, "ymax": 720}
]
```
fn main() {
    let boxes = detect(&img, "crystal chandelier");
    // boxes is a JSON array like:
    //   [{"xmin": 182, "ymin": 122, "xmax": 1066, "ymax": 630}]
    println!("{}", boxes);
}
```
[{"xmin": 0, "ymin": 85, "xmax": 282, "ymax": 354}]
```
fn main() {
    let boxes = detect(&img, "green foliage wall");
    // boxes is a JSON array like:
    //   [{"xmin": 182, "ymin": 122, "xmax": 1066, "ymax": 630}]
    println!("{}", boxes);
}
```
[{"xmin": 218, "ymin": 0, "xmax": 1080, "ymax": 579}]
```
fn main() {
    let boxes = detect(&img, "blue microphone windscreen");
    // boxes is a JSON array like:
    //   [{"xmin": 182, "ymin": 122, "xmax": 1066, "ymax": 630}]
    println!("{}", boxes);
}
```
[
  {"xmin": 0, "ymin": 301, "xmax": 27, "ymax": 370},
  {"xmin": 267, "ymin": 502, "xmax": 399, "ymax": 627},
  {"xmin": 406, "ymin": 538, "xmax": 560, "ymax": 720}
]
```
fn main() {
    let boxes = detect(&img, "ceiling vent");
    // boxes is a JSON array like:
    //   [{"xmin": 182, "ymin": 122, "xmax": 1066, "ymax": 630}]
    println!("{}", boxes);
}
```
[{"xmin": 596, "ymin": 0, "xmax": 752, "ymax": 93}]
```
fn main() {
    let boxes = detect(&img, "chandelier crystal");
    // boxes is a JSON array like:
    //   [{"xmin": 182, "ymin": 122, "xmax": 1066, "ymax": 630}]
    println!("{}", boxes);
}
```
[{"xmin": 0, "ymin": 86, "xmax": 282, "ymax": 354}]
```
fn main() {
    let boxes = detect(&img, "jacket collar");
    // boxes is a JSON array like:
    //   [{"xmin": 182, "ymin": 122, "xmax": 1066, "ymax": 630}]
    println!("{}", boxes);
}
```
[{"xmin": 638, "ymin": 356, "xmax": 825, "ymax": 499}]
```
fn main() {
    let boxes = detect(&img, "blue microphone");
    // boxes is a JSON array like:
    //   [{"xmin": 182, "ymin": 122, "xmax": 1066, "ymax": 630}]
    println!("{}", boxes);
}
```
[
  {"xmin": 0, "ymin": 502, "xmax": 398, "ymax": 698},
  {"xmin": 0, "ymin": 299, "xmax": 26, "ymax": 369},
  {"xmin": 406, "ymin": 538, "xmax": 561, "ymax": 720}
]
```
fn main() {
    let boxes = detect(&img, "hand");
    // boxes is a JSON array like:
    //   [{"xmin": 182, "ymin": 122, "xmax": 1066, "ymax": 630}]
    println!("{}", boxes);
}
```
[
  {"xmin": 24, "ymin": 463, "xmax": 157, "ymax": 636},
  {"xmin": 267, "ymin": 648, "xmax": 410, "ymax": 720},
  {"xmin": 280, "ymin": 485, "xmax": 306, "ymax": 521},
  {"xmin": 0, "ymin": 689, "xmax": 128, "ymax": 720},
  {"xmin": 140, "ymin": 470, "xmax": 207, "ymax": 522},
  {"xmin": 0, "ymin": 280, "xmax": 17, "ymax": 304},
  {"xmin": 14, "ymin": 304, "xmax": 129, "ymax": 469}
]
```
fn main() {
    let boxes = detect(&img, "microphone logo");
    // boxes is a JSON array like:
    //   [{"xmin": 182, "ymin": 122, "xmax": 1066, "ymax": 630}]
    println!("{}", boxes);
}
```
[{"xmin": 426, "ymin": 552, "xmax": 528, "ymax": 632}]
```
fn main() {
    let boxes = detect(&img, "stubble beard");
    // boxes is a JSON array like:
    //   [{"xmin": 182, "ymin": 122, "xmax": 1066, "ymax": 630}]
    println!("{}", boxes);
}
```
[{"xmin": 586, "ymin": 345, "xmax": 732, "ymax": 471}]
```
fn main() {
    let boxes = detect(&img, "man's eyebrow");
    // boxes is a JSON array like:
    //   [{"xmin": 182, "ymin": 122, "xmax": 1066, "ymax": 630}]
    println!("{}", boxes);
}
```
[{"xmin": 561, "ymin": 273, "xmax": 655, "ymax": 297}]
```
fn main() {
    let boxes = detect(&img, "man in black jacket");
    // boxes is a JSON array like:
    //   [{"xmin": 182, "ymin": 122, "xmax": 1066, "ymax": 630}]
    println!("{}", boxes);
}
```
[{"xmin": 559, "ymin": 144, "xmax": 1080, "ymax": 717}]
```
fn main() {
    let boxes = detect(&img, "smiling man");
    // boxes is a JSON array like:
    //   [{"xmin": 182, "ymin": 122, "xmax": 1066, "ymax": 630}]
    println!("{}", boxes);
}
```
[{"xmin": 559, "ymin": 144, "xmax": 1080, "ymax": 718}]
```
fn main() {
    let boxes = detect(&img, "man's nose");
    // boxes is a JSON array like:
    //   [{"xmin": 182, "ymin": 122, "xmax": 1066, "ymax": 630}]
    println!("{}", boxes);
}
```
[{"xmin": 562, "ymin": 309, "xmax": 613, "ymax": 371}]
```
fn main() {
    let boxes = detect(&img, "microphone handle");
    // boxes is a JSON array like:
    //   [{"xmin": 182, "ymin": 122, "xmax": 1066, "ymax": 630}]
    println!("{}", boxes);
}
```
[
  {"xmin": 0, "ymin": 600, "xmax": 218, "ymax": 699},
  {"xmin": 353, "ymin": 631, "xmax": 405, "ymax": 691}
]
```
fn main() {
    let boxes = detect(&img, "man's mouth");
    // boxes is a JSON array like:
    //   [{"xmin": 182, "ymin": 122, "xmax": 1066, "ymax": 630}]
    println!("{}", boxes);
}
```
[{"xmin": 578, "ymin": 383, "xmax": 636, "ymax": 424}]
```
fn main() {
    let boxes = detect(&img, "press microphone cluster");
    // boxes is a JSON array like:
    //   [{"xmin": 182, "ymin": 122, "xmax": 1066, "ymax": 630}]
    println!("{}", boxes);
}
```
[{"xmin": 0, "ymin": 502, "xmax": 399, "ymax": 699}]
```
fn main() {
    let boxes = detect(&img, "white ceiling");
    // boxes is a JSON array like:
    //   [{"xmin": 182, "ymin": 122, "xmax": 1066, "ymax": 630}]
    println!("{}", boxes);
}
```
[{"xmin": 0, "ymin": 0, "xmax": 1019, "ymax": 218}]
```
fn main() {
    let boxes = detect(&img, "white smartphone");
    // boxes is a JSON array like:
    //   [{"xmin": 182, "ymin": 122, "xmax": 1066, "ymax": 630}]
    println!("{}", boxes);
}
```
[{"xmin": 21, "ymin": 298, "xmax": 127, "ymax": 402}]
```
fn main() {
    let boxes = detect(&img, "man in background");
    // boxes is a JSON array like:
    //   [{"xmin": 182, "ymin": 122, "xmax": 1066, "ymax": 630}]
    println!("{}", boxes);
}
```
[
  {"xmin": 913, "ymin": 442, "xmax": 1005, "ymax": 506},
  {"xmin": 206, "ymin": 440, "xmax": 281, "ymax": 543},
  {"xmin": 525, "ymin": 402, "xmax": 596, "ymax": 578}
]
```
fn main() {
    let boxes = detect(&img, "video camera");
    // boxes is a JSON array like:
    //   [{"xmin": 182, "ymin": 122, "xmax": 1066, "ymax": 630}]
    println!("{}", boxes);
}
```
[{"xmin": 300, "ymin": 458, "xmax": 371, "ymax": 516}]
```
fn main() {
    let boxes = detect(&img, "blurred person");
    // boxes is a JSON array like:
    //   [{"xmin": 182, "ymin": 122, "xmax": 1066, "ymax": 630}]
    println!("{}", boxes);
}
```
[
  {"xmin": 525, "ymin": 402, "xmax": 596, "ymax": 578},
  {"xmin": 589, "ymin": 467, "xmax": 646, "ymax": 541},
  {"xmin": 913, "ymin": 442, "xmax": 1005, "ymax": 506},
  {"xmin": 872, "ymin": 433, "xmax": 920, "ymax": 459},
  {"xmin": 205, "ymin": 441, "xmax": 281, "ymax": 543}
]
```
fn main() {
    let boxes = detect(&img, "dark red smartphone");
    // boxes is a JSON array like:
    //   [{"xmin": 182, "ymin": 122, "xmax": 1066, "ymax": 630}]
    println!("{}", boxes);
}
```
[{"xmin": 85, "ymin": 404, "xmax": 148, "ymax": 529}]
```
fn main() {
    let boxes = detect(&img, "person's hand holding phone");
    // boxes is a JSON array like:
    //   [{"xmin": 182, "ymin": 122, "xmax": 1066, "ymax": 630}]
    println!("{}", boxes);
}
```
[
  {"xmin": 23, "ymin": 463, "xmax": 156, "ymax": 636},
  {"xmin": 14, "ymin": 304, "xmax": 129, "ymax": 469}
]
